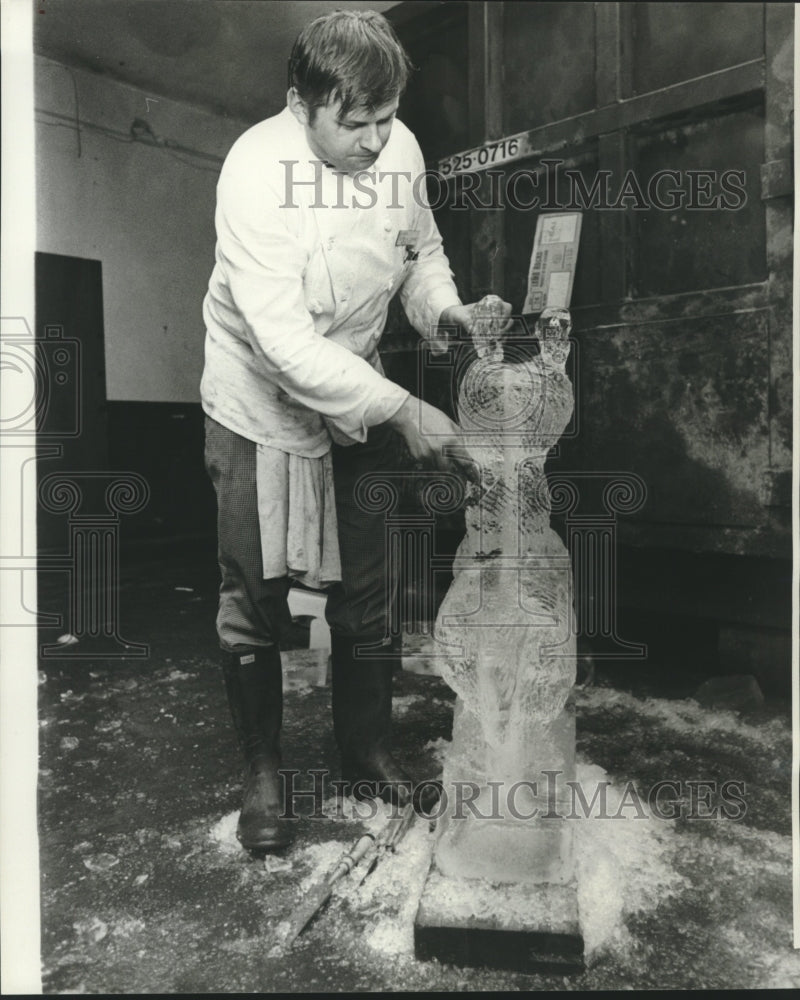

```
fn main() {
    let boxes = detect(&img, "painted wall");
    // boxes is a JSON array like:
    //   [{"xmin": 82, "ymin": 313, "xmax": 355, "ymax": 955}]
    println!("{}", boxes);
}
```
[{"xmin": 35, "ymin": 56, "xmax": 250, "ymax": 402}]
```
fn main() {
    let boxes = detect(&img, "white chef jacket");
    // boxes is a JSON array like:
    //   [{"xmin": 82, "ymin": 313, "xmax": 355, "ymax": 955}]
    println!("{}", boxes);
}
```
[
  {"xmin": 200, "ymin": 106, "xmax": 462, "ymax": 589},
  {"xmin": 201, "ymin": 105, "xmax": 462, "ymax": 458}
]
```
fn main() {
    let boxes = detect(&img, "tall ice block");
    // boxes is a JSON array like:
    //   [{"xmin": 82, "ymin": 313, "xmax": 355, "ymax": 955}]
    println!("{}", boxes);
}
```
[{"xmin": 414, "ymin": 305, "xmax": 584, "ymax": 972}]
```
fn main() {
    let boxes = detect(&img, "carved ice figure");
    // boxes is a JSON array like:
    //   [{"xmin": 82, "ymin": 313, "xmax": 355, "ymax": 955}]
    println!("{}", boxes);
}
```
[{"xmin": 433, "ymin": 300, "xmax": 577, "ymax": 884}]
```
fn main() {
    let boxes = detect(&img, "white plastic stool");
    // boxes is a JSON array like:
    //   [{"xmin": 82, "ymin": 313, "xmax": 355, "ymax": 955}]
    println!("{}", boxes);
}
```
[{"xmin": 287, "ymin": 587, "xmax": 331, "ymax": 651}]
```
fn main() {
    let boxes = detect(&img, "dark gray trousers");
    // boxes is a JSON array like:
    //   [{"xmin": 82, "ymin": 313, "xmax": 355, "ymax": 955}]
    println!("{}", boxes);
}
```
[{"xmin": 204, "ymin": 415, "xmax": 400, "ymax": 651}]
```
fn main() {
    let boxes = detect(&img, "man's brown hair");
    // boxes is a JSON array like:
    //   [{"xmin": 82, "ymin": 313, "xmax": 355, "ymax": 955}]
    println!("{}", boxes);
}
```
[{"xmin": 288, "ymin": 10, "xmax": 413, "ymax": 118}]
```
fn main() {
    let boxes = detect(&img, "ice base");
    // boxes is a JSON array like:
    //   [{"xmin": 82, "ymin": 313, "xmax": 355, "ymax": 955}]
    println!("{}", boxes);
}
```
[
  {"xmin": 435, "ymin": 705, "xmax": 576, "ymax": 885},
  {"xmin": 414, "ymin": 866, "xmax": 583, "ymax": 973}
]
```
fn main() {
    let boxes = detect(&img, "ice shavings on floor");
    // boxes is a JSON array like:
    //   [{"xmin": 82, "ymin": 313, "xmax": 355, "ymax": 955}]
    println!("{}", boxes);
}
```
[
  {"xmin": 573, "ymin": 763, "xmax": 687, "ymax": 959},
  {"xmin": 209, "ymin": 811, "xmax": 240, "ymax": 854},
  {"xmin": 573, "ymin": 685, "xmax": 789, "ymax": 746},
  {"xmin": 355, "ymin": 763, "xmax": 689, "ymax": 962},
  {"xmin": 360, "ymin": 822, "xmax": 434, "ymax": 956},
  {"xmin": 200, "ymin": 685, "xmax": 796, "ymax": 981}
]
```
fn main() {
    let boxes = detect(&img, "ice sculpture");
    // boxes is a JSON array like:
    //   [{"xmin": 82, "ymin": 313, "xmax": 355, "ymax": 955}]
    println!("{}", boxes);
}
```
[{"xmin": 433, "ymin": 298, "xmax": 577, "ymax": 885}]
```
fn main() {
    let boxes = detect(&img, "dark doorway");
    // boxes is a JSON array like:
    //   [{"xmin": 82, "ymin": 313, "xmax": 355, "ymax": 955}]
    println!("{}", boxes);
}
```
[{"xmin": 35, "ymin": 252, "xmax": 109, "ymax": 556}]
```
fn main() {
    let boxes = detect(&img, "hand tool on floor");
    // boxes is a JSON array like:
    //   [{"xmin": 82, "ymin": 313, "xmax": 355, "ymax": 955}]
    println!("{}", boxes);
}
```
[
  {"xmin": 284, "ymin": 832, "xmax": 375, "ymax": 948},
  {"xmin": 358, "ymin": 802, "xmax": 416, "ymax": 885}
]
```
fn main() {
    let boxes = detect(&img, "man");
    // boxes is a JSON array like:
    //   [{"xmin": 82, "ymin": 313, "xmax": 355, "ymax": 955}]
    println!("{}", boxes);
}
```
[{"xmin": 201, "ymin": 9, "xmax": 510, "ymax": 851}]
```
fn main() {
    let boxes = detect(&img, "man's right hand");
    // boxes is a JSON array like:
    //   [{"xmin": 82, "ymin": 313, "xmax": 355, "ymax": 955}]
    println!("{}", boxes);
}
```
[{"xmin": 386, "ymin": 396, "xmax": 479, "ymax": 484}]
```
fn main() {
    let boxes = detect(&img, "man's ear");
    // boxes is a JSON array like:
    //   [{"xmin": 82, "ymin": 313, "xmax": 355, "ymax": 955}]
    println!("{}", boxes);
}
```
[{"xmin": 287, "ymin": 88, "xmax": 310, "ymax": 126}]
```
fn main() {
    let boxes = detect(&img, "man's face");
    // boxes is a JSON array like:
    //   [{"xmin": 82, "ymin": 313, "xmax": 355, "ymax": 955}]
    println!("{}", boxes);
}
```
[{"xmin": 295, "ymin": 93, "xmax": 399, "ymax": 174}]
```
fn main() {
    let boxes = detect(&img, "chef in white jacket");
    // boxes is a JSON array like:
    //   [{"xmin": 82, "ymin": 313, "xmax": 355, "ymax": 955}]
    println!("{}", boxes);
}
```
[{"xmin": 201, "ymin": 8, "xmax": 511, "ymax": 851}]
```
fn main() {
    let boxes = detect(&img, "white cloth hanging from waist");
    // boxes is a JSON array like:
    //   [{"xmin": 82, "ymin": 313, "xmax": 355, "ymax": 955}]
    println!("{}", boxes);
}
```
[{"xmin": 255, "ymin": 444, "xmax": 341, "ymax": 589}]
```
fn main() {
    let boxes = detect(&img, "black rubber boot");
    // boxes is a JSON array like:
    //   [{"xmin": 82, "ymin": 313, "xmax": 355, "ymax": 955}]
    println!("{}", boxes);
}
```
[
  {"xmin": 330, "ymin": 633, "xmax": 414, "ymax": 807},
  {"xmin": 222, "ymin": 647, "xmax": 292, "ymax": 851}
]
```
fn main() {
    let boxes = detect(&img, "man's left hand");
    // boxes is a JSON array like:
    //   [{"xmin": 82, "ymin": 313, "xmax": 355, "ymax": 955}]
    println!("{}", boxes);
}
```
[{"xmin": 439, "ymin": 299, "xmax": 514, "ymax": 349}]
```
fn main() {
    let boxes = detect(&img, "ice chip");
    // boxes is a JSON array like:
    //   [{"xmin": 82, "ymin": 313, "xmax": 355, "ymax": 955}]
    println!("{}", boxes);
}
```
[{"xmin": 83, "ymin": 853, "xmax": 119, "ymax": 872}]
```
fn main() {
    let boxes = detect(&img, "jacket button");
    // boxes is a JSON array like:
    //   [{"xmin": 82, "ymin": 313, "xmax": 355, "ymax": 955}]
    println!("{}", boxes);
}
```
[
  {"xmin": 309, "ymin": 300, "xmax": 323, "ymax": 314},
  {"xmin": 383, "ymin": 219, "xmax": 392, "ymax": 232}
]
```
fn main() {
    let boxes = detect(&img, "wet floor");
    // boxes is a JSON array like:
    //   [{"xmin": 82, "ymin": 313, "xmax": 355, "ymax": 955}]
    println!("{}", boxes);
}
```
[{"xmin": 36, "ymin": 540, "xmax": 798, "ymax": 992}]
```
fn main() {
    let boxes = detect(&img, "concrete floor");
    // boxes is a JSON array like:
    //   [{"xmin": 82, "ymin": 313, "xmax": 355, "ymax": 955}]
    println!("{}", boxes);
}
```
[{"xmin": 36, "ymin": 540, "xmax": 798, "ymax": 992}]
